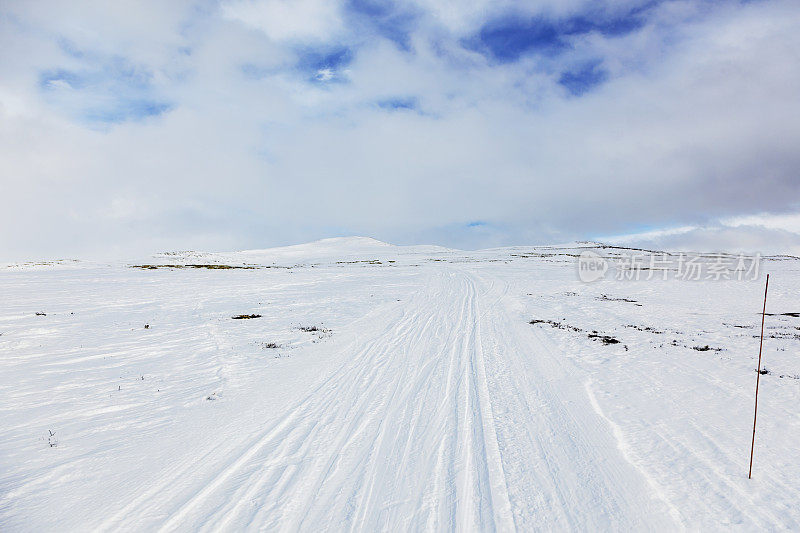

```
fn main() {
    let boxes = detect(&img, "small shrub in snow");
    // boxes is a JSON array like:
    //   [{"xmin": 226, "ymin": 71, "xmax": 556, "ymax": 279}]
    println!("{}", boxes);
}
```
[{"xmin": 587, "ymin": 332, "xmax": 620, "ymax": 345}]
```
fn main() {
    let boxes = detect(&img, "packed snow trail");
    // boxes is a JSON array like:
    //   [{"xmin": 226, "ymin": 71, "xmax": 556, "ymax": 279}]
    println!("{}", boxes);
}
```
[
  {"xmin": 4, "ymin": 240, "xmax": 800, "ymax": 531},
  {"xmin": 95, "ymin": 267, "xmax": 674, "ymax": 531}
]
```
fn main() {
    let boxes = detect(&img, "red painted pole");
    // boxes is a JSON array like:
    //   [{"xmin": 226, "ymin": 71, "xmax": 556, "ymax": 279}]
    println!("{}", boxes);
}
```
[{"xmin": 749, "ymin": 273, "xmax": 769, "ymax": 479}]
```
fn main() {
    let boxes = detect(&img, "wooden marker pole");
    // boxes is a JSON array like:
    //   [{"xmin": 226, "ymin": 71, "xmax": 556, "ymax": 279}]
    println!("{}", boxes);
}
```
[{"xmin": 748, "ymin": 273, "xmax": 769, "ymax": 479}]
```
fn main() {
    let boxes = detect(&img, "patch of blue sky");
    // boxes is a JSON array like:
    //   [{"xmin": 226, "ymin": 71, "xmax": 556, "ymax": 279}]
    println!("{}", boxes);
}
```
[
  {"xmin": 468, "ymin": 3, "xmax": 656, "ymax": 63},
  {"xmin": 83, "ymin": 99, "xmax": 173, "ymax": 124},
  {"xmin": 377, "ymin": 97, "xmax": 418, "ymax": 111},
  {"xmin": 56, "ymin": 37, "xmax": 86, "ymax": 59},
  {"xmin": 345, "ymin": 0, "xmax": 418, "ymax": 51},
  {"xmin": 558, "ymin": 60, "xmax": 608, "ymax": 96},
  {"xmin": 40, "ymin": 68, "xmax": 90, "ymax": 90},
  {"xmin": 38, "ymin": 51, "xmax": 172, "ymax": 125},
  {"xmin": 295, "ymin": 45, "xmax": 353, "ymax": 82}
]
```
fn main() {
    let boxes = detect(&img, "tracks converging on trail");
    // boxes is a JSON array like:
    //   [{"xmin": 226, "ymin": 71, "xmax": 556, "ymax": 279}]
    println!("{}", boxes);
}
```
[{"xmin": 98, "ymin": 267, "xmax": 678, "ymax": 531}]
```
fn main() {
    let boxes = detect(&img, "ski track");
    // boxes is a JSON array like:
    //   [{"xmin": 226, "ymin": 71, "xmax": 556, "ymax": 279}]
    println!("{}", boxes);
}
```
[
  {"xmin": 112, "ymin": 268, "xmax": 517, "ymax": 532},
  {"xmin": 92, "ymin": 266, "xmax": 679, "ymax": 531},
  {"xmin": 5, "ymin": 247, "xmax": 800, "ymax": 532}
]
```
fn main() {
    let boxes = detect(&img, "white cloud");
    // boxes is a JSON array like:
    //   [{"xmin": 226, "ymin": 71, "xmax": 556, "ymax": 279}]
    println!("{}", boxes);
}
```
[
  {"xmin": 0, "ymin": 0, "xmax": 799, "ymax": 259},
  {"xmin": 221, "ymin": 0, "xmax": 344, "ymax": 43},
  {"xmin": 315, "ymin": 68, "xmax": 333, "ymax": 81},
  {"xmin": 722, "ymin": 213, "xmax": 800, "ymax": 234},
  {"xmin": 601, "ymin": 224, "xmax": 800, "ymax": 255}
]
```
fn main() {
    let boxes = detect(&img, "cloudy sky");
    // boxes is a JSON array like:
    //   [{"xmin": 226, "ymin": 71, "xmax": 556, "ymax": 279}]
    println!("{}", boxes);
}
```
[{"xmin": 1, "ymin": 0, "xmax": 799, "ymax": 259}]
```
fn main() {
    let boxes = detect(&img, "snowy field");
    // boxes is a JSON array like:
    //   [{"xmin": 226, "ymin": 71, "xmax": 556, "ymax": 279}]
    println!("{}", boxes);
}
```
[{"xmin": 2, "ymin": 237, "xmax": 799, "ymax": 531}]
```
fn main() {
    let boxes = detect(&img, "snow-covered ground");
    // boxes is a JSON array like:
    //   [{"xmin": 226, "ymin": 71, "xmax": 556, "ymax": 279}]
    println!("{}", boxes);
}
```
[{"xmin": 2, "ymin": 237, "xmax": 799, "ymax": 531}]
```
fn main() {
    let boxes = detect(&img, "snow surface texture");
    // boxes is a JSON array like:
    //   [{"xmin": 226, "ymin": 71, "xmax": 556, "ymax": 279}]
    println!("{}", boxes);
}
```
[{"xmin": 1, "ymin": 237, "xmax": 799, "ymax": 531}]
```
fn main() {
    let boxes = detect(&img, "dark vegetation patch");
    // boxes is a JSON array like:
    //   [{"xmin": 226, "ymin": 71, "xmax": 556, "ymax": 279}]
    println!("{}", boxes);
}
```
[
  {"xmin": 620, "ymin": 327, "xmax": 725, "ymax": 353},
  {"xmin": 624, "ymin": 324, "xmax": 664, "ymax": 334},
  {"xmin": 594, "ymin": 243, "xmax": 676, "ymax": 255},
  {"xmin": 751, "ymin": 366, "xmax": 800, "ymax": 379},
  {"xmin": 335, "ymin": 259, "xmax": 392, "ymax": 265},
  {"xmin": 297, "ymin": 325, "xmax": 330, "ymax": 333},
  {"xmin": 232, "ymin": 314, "xmax": 262, "ymax": 320},
  {"xmin": 652, "ymin": 342, "xmax": 724, "ymax": 352},
  {"xmin": 753, "ymin": 331, "xmax": 800, "ymax": 340},
  {"xmin": 296, "ymin": 325, "xmax": 333, "ymax": 342},
  {"xmin": 529, "ymin": 319, "xmax": 582, "ymax": 332},
  {"xmin": 530, "ymin": 319, "xmax": 622, "ymax": 347},
  {"xmin": 598, "ymin": 294, "xmax": 642, "ymax": 306},
  {"xmin": 511, "ymin": 252, "xmax": 582, "ymax": 258},
  {"xmin": 187, "ymin": 264, "xmax": 256, "ymax": 269},
  {"xmin": 588, "ymin": 331, "xmax": 620, "ymax": 344},
  {"xmin": 8, "ymin": 259, "xmax": 79, "ymax": 269},
  {"xmin": 723, "ymin": 323, "xmax": 753, "ymax": 329},
  {"xmin": 132, "ymin": 264, "xmax": 258, "ymax": 270},
  {"xmin": 692, "ymin": 345, "xmax": 723, "ymax": 352},
  {"xmin": 261, "ymin": 342, "xmax": 281, "ymax": 349}
]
